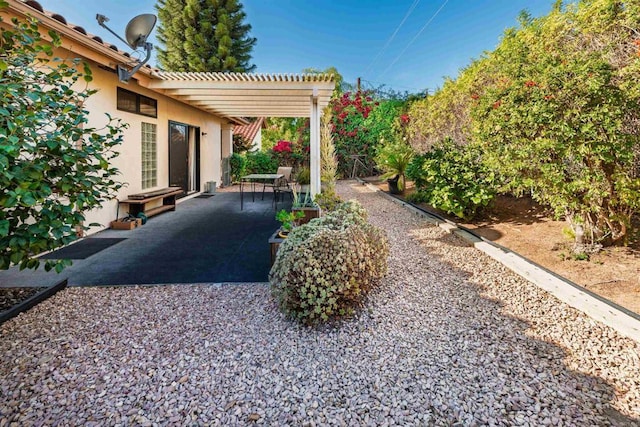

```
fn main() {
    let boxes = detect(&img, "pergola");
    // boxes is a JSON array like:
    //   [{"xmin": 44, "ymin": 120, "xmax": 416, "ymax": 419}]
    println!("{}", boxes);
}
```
[{"xmin": 146, "ymin": 72, "xmax": 336, "ymax": 196}]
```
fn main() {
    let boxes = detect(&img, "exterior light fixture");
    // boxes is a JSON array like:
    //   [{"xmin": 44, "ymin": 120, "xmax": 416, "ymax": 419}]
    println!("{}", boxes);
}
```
[{"xmin": 96, "ymin": 13, "xmax": 157, "ymax": 83}]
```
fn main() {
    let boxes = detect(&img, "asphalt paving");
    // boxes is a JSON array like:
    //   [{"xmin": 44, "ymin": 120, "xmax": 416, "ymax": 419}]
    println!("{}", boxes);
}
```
[{"xmin": 0, "ymin": 188, "xmax": 288, "ymax": 287}]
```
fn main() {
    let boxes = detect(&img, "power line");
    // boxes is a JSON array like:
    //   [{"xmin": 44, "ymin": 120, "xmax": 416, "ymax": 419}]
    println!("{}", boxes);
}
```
[
  {"xmin": 363, "ymin": 0, "xmax": 421, "ymax": 75},
  {"xmin": 361, "ymin": 78, "xmax": 428, "ymax": 93},
  {"xmin": 377, "ymin": 0, "xmax": 450, "ymax": 80}
]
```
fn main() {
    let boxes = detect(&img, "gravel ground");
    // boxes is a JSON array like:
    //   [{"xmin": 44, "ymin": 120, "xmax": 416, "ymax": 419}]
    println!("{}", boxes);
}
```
[{"xmin": 1, "ymin": 180, "xmax": 639, "ymax": 426}]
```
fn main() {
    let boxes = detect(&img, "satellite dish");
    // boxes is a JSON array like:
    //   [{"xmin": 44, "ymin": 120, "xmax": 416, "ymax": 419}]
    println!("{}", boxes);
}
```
[
  {"xmin": 96, "ymin": 13, "xmax": 157, "ymax": 83},
  {"xmin": 124, "ymin": 14, "xmax": 157, "ymax": 49}
]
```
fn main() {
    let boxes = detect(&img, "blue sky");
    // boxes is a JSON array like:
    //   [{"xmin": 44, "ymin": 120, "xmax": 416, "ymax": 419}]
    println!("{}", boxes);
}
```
[{"xmin": 36, "ymin": 0, "xmax": 556, "ymax": 93}]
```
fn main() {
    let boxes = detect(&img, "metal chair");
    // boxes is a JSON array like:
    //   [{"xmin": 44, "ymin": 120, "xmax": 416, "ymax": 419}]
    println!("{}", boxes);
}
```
[{"xmin": 262, "ymin": 166, "xmax": 292, "ymax": 200}]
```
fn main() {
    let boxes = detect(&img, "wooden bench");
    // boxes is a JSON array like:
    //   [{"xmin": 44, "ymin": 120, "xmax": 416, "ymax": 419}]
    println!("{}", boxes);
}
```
[{"xmin": 119, "ymin": 187, "xmax": 183, "ymax": 218}]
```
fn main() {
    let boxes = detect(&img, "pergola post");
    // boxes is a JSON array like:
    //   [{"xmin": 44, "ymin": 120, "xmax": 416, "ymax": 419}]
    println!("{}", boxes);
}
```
[
  {"xmin": 221, "ymin": 122, "xmax": 234, "ymax": 158},
  {"xmin": 221, "ymin": 122, "xmax": 234, "ymax": 185},
  {"xmin": 310, "ymin": 89, "xmax": 321, "ymax": 196}
]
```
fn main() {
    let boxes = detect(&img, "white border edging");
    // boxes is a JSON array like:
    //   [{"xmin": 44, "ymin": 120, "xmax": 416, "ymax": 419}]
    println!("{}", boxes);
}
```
[{"xmin": 358, "ymin": 180, "xmax": 640, "ymax": 343}]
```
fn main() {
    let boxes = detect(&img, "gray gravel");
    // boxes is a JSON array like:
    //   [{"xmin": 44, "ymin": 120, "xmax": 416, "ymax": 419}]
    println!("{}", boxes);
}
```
[{"xmin": 1, "ymin": 180, "xmax": 639, "ymax": 426}]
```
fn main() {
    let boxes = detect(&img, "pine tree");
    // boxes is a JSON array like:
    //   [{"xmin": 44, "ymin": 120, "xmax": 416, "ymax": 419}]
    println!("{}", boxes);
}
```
[
  {"xmin": 156, "ymin": 0, "xmax": 257, "ymax": 72},
  {"xmin": 155, "ymin": 0, "xmax": 187, "ymax": 71}
]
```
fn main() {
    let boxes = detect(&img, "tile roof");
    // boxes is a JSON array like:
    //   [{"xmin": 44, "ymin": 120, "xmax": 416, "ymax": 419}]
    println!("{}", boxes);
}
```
[
  {"xmin": 234, "ymin": 117, "xmax": 265, "ymax": 143},
  {"xmin": 7, "ymin": 0, "xmax": 336, "ymax": 120},
  {"xmin": 11, "ymin": 0, "xmax": 155, "ymax": 70}
]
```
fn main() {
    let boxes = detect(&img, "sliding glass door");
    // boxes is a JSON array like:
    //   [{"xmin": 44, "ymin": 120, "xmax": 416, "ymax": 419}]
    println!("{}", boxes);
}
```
[{"xmin": 169, "ymin": 121, "xmax": 200, "ymax": 196}]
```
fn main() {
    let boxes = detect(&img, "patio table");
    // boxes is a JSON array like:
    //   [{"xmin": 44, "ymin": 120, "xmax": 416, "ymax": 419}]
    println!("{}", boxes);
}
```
[{"xmin": 240, "ymin": 173, "xmax": 284, "ymax": 210}]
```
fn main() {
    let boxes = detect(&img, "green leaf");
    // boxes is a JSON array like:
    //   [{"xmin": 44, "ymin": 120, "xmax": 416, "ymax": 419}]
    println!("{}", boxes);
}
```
[
  {"xmin": 21, "ymin": 193, "xmax": 37, "ymax": 207},
  {"xmin": 0, "ymin": 220, "xmax": 9, "ymax": 236}
]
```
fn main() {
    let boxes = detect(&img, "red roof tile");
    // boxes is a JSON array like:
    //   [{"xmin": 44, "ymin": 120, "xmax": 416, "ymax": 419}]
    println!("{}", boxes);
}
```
[{"xmin": 234, "ymin": 117, "xmax": 265, "ymax": 143}]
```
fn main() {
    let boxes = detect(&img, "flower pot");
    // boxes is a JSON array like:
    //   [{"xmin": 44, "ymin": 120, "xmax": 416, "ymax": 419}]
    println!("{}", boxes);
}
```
[
  {"xmin": 269, "ymin": 229, "xmax": 287, "ymax": 265},
  {"xmin": 110, "ymin": 218, "xmax": 142, "ymax": 230},
  {"xmin": 278, "ymin": 230, "xmax": 290, "ymax": 239},
  {"xmin": 387, "ymin": 175, "xmax": 401, "ymax": 195}
]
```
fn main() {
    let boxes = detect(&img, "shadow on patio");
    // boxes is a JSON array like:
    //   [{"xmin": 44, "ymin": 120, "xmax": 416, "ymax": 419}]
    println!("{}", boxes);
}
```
[{"xmin": 0, "ymin": 186, "xmax": 289, "ymax": 287}]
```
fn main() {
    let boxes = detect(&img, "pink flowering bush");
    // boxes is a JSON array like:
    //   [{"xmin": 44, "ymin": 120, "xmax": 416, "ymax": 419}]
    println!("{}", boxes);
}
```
[
  {"xmin": 273, "ymin": 140, "xmax": 292, "ymax": 153},
  {"xmin": 329, "ymin": 91, "xmax": 405, "ymax": 178},
  {"xmin": 271, "ymin": 139, "xmax": 308, "ymax": 168}
]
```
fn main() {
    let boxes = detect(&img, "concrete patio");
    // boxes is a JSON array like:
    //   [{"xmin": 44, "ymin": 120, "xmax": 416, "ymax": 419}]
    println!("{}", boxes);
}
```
[{"xmin": 0, "ymin": 185, "xmax": 289, "ymax": 287}]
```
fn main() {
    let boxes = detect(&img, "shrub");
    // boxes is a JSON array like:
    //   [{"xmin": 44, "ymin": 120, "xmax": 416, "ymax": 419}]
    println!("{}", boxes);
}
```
[
  {"xmin": 245, "ymin": 151, "xmax": 277, "ymax": 174},
  {"xmin": 406, "ymin": 139, "xmax": 497, "ymax": 219},
  {"xmin": 295, "ymin": 167, "xmax": 310, "ymax": 185},
  {"xmin": 232, "ymin": 134, "xmax": 254, "ymax": 153},
  {"xmin": 270, "ymin": 200, "xmax": 388, "ymax": 325},
  {"xmin": 375, "ymin": 141, "xmax": 414, "ymax": 191},
  {"xmin": 330, "ymin": 93, "xmax": 409, "ymax": 179},
  {"xmin": 314, "ymin": 188, "xmax": 343, "ymax": 212},
  {"xmin": 229, "ymin": 152, "xmax": 246, "ymax": 183},
  {"xmin": 471, "ymin": 6, "xmax": 640, "ymax": 247},
  {"xmin": 320, "ymin": 117, "xmax": 339, "ymax": 190},
  {"xmin": 0, "ymin": 10, "xmax": 126, "ymax": 272},
  {"xmin": 276, "ymin": 209, "xmax": 304, "ymax": 232}
]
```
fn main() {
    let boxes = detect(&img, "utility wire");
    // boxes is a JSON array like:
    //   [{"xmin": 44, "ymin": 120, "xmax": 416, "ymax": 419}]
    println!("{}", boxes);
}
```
[
  {"xmin": 377, "ymin": 0, "xmax": 450, "ymax": 80},
  {"xmin": 363, "ymin": 0, "xmax": 420, "ymax": 75},
  {"xmin": 361, "ymin": 78, "xmax": 427, "ymax": 92}
]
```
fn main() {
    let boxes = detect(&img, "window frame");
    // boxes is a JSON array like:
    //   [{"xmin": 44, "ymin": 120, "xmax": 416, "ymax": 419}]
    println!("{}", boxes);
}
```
[
  {"xmin": 141, "ymin": 122, "xmax": 158, "ymax": 189},
  {"xmin": 117, "ymin": 87, "xmax": 157, "ymax": 118}
]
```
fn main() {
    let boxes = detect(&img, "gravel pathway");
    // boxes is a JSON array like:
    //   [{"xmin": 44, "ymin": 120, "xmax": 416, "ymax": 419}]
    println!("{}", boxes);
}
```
[{"xmin": 1, "ymin": 181, "xmax": 639, "ymax": 426}]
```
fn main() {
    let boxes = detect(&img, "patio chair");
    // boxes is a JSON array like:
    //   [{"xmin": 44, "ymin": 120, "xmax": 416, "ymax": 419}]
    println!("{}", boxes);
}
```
[{"xmin": 262, "ymin": 166, "xmax": 292, "ymax": 200}]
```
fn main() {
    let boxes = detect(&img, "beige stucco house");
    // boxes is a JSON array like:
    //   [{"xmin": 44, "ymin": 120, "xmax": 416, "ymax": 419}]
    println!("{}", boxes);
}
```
[{"xmin": 3, "ymin": 0, "xmax": 334, "ymax": 236}]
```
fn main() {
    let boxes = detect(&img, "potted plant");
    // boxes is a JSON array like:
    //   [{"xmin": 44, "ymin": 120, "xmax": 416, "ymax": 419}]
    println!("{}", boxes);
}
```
[
  {"xmin": 295, "ymin": 166, "xmax": 311, "ymax": 194},
  {"xmin": 291, "ymin": 189, "xmax": 321, "ymax": 225},
  {"xmin": 276, "ymin": 209, "xmax": 304, "ymax": 238},
  {"xmin": 375, "ymin": 141, "xmax": 414, "ymax": 194}
]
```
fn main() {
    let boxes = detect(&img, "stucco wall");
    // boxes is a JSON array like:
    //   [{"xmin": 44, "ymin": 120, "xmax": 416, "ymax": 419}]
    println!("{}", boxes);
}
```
[
  {"xmin": 254, "ymin": 128, "xmax": 262, "ymax": 151},
  {"xmin": 62, "ymin": 54, "xmax": 225, "ymax": 234}
]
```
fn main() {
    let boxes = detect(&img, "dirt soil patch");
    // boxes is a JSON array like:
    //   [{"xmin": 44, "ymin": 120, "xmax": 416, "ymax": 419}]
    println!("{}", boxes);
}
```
[
  {"xmin": 0, "ymin": 287, "xmax": 46, "ymax": 312},
  {"xmin": 373, "ymin": 179, "xmax": 640, "ymax": 315}
]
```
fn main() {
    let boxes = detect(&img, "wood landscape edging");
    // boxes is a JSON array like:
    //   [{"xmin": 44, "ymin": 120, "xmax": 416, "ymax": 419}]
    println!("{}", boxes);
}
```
[
  {"xmin": 0, "ymin": 279, "xmax": 68, "ymax": 325},
  {"xmin": 357, "ymin": 179, "xmax": 640, "ymax": 343}
]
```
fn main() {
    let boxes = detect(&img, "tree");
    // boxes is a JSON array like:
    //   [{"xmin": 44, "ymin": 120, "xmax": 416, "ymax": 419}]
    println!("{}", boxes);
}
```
[
  {"xmin": 303, "ymin": 66, "xmax": 344, "ymax": 97},
  {"xmin": 155, "ymin": 0, "xmax": 188, "ymax": 71},
  {"xmin": 406, "ymin": 0, "xmax": 640, "ymax": 249},
  {"xmin": 0, "ymin": 8, "xmax": 127, "ymax": 272},
  {"xmin": 262, "ymin": 117, "xmax": 303, "ymax": 151},
  {"xmin": 472, "ymin": 1, "xmax": 640, "ymax": 249},
  {"xmin": 156, "ymin": 0, "xmax": 257, "ymax": 72},
  {"xmin": 406, "ymin": 58, "xmax": 491, "ymax": 153},
  {"xmin": 329, "ymin": 91, "xmax": 410, "ymax": 178}
]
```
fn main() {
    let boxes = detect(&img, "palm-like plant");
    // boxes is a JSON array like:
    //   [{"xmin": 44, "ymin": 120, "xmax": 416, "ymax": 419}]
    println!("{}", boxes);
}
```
[{"xmin": 375, "ymin": 141, "xmax": 415, "ymax": 192}]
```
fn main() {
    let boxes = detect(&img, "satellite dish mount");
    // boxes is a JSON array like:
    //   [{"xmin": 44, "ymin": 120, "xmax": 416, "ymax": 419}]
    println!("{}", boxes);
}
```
[{"xmin": 96, "ymin": 13, "xmax": 157, "ymax": 83}]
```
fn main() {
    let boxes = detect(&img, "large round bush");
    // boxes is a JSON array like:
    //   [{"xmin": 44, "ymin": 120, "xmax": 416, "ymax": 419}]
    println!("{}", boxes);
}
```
[{"xmin": 269, "ymin": 200, "xmax": 389, "ymax": 325}]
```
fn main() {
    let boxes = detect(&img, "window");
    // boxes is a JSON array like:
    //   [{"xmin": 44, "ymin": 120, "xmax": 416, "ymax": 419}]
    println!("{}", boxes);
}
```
[
  {"xmin": 117, "ymin": 87, "xmax": 157, "ymax": 118},
  {"xmin": 141, "ymin": 123, "xmax": 157, "ymax": 189}
]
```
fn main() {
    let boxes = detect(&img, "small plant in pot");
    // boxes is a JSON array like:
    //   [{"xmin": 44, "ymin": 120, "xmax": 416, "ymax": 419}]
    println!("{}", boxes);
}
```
[
  {"xmin": 375, "ymin": 141, "xmax": 414, "ymax": 194},
  {"xmin": 276, "ymin": 209, "xmax": 304, "ymax": 238},
  {"xmin": 295, "ymin": 167, "xmax": 311, "ymax": 194},
  {"xmin": 292, "ymin": 189, "xmax": 321, "ymax": 225}
]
